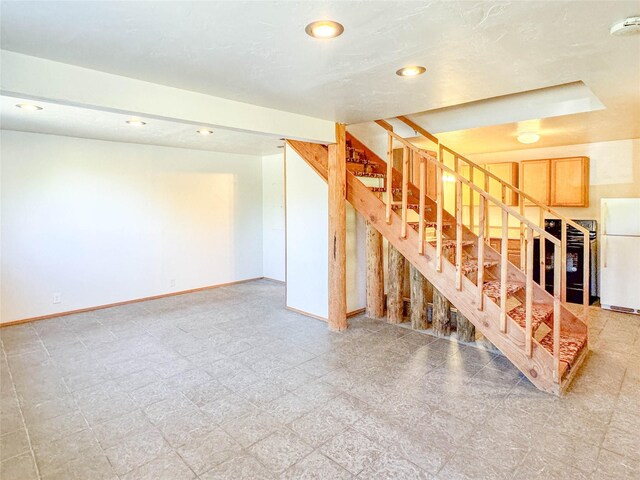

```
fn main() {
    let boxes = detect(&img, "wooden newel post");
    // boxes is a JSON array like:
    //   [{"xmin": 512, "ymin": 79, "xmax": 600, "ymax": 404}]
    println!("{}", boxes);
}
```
[
  {"xmin": 328, "ymin": 124, "xmax": 347, "ymax": 332},
  {"xmin": 409, "ymin": 264, "xmax": 431, "ymax": 330},
  {"xmin": 456, "ymin": 310, "xmax": 475, "ymax": 342},
  {"xmin": 387, "ymin": 244, "xmax": 405, "ymax": 324},
  {"xmin": 365, "ymin": 221, "xmax": 385, "ymax": 319},
  {"xmin": 432, "ymin": 288, "xmax": 451, "ymax": 336}
]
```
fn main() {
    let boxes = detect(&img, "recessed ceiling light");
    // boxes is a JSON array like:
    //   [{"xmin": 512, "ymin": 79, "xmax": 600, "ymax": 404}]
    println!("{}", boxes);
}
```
[
  {"xmin": 517, "ymin": 132, "xmax": 540, "ymax": 144},
  {"xmin": 16, "ymin": 103, "xmax": 43, "ymax": 111},
  {"xmin": 305, "ymin": 20, "xmax": 344, "ymax": 39},
  {"xmin": 396, "ymin": 66, "xmax": 426, "ymax": 77},
  {"xmin": 126, "ymin": 119, "xmax": 146, "ymax": 126},
  {"xmin": 196, "ymin": 128, "xmax": 214, "ymax": 136},
  {"xmin": 610, "ymin": 16, "xmax": 640, "ymax": 36}
]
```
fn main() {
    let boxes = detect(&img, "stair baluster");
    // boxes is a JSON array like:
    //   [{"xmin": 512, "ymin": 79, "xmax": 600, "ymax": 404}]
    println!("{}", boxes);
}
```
[
  {"xmin": 401, "ymin": 146, "xmax": 409, "ymax": 238},
  {"xmin": 525, "ymin": 227, "xmax": 534, "ymax": 356},
  {"xmin": 500, "ymin": 209, "xmax": 509, "ymax": 332},
  {"xmin": 553, "ymin": 243, "xmax": 562, "ymax": 381},
  {"xmin": 418, "ymin": 155, "xmax": 426, "ymax": 255},
  {"xmin": 455, "ymin": 156, "xmax": 463, "ymax": 290},
  {"xmin": 385, "ymin": 133, "xmax": 393, "ymax": 224},
  {"xmin": 477, "ymin": 195, "xmax": 486, "ymax": 311}
]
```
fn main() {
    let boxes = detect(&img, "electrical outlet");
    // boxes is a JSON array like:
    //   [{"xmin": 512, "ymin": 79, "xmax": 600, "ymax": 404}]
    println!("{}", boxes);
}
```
[
  {"xmin": 53, "ymin": 293, "xmax": 62, "ymax": 304},
  {"xmin": 169, "ymin": 278, "xmax": 176, "ymax": 288}
]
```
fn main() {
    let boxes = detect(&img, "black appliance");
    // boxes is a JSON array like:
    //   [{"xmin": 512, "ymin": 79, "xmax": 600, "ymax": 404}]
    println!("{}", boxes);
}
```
[{"xmin": 533, "ymin": 219, "xmax": 598, "ymax": 304}]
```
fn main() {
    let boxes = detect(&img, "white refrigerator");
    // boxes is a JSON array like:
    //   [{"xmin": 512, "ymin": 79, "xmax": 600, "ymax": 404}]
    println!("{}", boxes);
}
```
[{"xmin": 601, "ymin": 198, "xmax": 640, "ymax": 314}]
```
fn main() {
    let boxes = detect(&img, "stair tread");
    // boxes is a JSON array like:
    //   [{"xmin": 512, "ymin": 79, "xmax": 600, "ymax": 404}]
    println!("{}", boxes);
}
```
[
  {"xmin": 353, "ymin": 171, "xmax": 385, "ymax": 178},
  {"xmin": 508, "ymin": 303, "xmax": 554, "ymax": 331},
  {"xmin": 391, "ymin": 203, "xmax": 420, "ymax": 209},
  {"xmin": 408, "ymin": 221, "xmax": 453, "ymax": 229},
  {"xmin": 428, "ymin": 239, "xmax": 475, "ymax": 249},
  {"xmin": 539, "ymin": 330, "xmax": 587, "ymax": 367},
  {"xmin": 461, "ymin": 259, "xmax": 498, "ymax": 275},
  {"xmin": 369, "ymin": 186, "xmax": 402, "ymax": 194},
  {"xmin": 483, "ymin": 280, "xmax": 525, "ymax": 302}
]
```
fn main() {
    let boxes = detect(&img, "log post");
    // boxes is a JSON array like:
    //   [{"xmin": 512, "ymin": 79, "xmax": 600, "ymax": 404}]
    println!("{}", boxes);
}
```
[
  {"xmin": 328, "ymin": 124, "xmax": 347, "ymax": 332},
  {"xmin": 432, "ymin": 288, "xmax": 452, "ymax": 336},
  {"xmin": 456, "ymin": 310, "xmax": 476, "ymax": 342},
  {"xmin": 365, "ymin": 221, "xmax": 385, "ymax": 319},
  {"xmin": 409, "ymin": 265, "xmax": 431, "ymax": 330},
  {"xmin": 387, "ymin": 244, "xmax": 405, "ymax": 324}
]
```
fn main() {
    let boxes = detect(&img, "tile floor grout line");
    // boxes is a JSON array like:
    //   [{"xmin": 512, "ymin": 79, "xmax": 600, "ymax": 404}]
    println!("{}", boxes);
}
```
[{"xmin": 1, "ymin": 341, "xmax": 43, "ymax": 480}]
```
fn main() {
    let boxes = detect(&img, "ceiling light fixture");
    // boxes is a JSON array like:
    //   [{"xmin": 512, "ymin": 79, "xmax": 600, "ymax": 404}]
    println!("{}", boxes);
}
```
[
  {"xmin": 517, "ymin": 132, "xmax": 540, "ymax": 144},
  {"xmin": 196, "ymin": 128, "xmax": 214, "ymax": 135},
  {"xmin": 396, "ymin": 65, "xmax": 426, "ymax": 77},
  {"xmin": 126, "ymin": 119, "xmax": 146, "ymax": 127},
  {"xmin": 16, "ymin": 103, "xmax": 43, "ymax": 111},
  {"xmin": 610, "ymin": 16, "xmax": 640, "ymax": 36},
  {"xmin": 305, "ymin": 20, "xmax": 344, "ymax": 39}
]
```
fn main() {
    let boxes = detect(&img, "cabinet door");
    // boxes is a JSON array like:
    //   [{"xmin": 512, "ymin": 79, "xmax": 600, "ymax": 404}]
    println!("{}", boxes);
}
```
[
  {"xmin": 550, "ymin": 157, "xmax": 589, "ymax": 207},
  {"xmin": 486, "ymin": 162, "xmax": 518, "ymax": 206},
  {"xmin": 520, "ymin": 159, "xmax": 550, "ymax": 205}
]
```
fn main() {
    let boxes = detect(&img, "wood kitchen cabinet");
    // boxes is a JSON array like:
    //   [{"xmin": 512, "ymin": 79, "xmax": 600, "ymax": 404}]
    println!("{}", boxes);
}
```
[
  {"xmin": 550, "ymin": 156, "xmax": 589, "ymax": 207},
  {"xmin": 520, "ymin": 157, "xmax": 589, "ymax": 207},
  {"xmin": 520, "ymin": 159, "xmax": 550, "ymax": 205},
  {"xmin": 485, "ymin": 162, "xmax": 519, "ymax": 206}
]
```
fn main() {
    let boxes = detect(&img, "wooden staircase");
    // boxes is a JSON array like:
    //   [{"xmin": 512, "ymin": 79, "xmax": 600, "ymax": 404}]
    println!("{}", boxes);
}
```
[{"xmin": 287, "ymin": 123, "xmax": 589, "ymax": 395}]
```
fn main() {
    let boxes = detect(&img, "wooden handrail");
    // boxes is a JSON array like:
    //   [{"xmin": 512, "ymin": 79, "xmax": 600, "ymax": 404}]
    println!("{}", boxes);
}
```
[
  {"xmin": 386, "ymin": 130, "xmax": 561, "ymax": 246},
  {"xmin": 396, "ymin": 115, "xmax": 439, "ymax": 144},
  {"xmin": 393, "ymin": 118, "xmax": 590, "ymax": 237}
]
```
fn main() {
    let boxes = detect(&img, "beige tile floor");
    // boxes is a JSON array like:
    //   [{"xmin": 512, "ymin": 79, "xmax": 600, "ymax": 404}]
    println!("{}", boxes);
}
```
[{"xmin": 1, "ymin": 279, "xmax": 639, "ymax": 479}]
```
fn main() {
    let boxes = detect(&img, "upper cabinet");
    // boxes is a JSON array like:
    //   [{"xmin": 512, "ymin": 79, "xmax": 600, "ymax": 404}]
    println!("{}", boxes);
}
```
[
  {"xmin": 550, "ymin": 157, "xmax": 589, "ymax": 207},
  {"xmin": 520, "ymin": 157, "xmax": 589, "ymax": 208},
  {"xmin": 520, "ymin": 159, "xmax": 551, "ymax": 205},
  {"xmin": 486, "ymin": 162, "xmax": 519, "ymax": 206}
]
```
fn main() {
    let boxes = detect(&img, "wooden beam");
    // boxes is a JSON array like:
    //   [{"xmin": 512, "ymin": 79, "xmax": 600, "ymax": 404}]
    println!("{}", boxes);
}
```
[
  {"xmin": 387, "ymin": 244, "xmax": 405, "ymax": 324},
  {"xmin": 328, "ymin": 124, "xmax": 347, "ymax": 332},
  {"xmin": 410, "ymin": 264, "xmax": 431, "ymax": 330},
  {"xmin": 365, "ymin": 220, "xmax": 385, "ymax": 319},
  {"xmin": 375, "ymin": 119, "xmax": 394, "ymax": 132},
  {"xmin": 396, "ymin": 115, "xmax": 439, "ymax": 144},
  {"xmin": 432, "ymin": 288, "xmax": 452, "ymax": 336}
]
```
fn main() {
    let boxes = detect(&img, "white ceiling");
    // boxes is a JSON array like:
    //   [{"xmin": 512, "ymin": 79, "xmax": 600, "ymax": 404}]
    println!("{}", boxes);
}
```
[
  {"xmin": 0, "ymin": 96, "xmax": 284, "ymax": 156},
  {"xmin": 1, "ymin": 1, "xmax": 639, "ymax": 152}
]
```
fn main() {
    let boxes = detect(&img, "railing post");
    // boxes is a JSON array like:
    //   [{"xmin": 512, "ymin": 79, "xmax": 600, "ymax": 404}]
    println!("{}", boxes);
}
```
[
  {"xmin": 484, "ymin": 174, "xmax": 490, "ymax": 241},
  {"xmin": 418, "ymin": 154, "xmax": 426, "ymax": 254},
  {"xmin": 525, "ymin": 227, "xmax": 534, "ymax": 357},
  {"xmin": 561, "ymin": 219, "xmax": 567, "ymax": 303},
  {"xmin": 455, "ymin": 156, "xmax": 463, "ymax": 290},
  {"xmin": 436, "ymin": 161, "xmax": 443, "ymax": 272},
  {"xmin": 500, "ymin": 209, "xmax": 509, "ymax": 332},
  {"xmin": 401, "ymin": 145, "xmax": 409, "ymax": 238},
  {"xmin": 539, "ymin": 208, "xmax": 546, "ymax": 290},
  {"xmin": 583, "ymin": 230, "xmax": 590, "ymax": 321},
  {"xmin": 477, "ymin": 195, "xmax": 486, "ymax": 311},
  {"xmin": 520, "ymin": 195, "xmax": 525, "ymax": 271},
  {"xmin": 385, "ymin": 133, "xmax": 393, "ymax": 224},
  {"xmin": 553, "ymin": 243, "xmax": 562, "ymax": 382},
  {"xmin": 469, "ymin": 167, "xmax": 475, "ymax": 234}
]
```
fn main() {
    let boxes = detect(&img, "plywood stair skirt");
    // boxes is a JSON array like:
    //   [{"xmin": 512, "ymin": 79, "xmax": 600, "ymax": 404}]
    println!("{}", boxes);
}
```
[{"xmin": 287, "ymin": 123, "xmax": 589, "ymax": 396}]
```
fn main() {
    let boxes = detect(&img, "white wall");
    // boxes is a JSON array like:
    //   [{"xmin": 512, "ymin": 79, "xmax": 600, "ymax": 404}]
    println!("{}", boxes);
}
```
[
  {"xmin": 0, "ymin": 131, "xmax": 264, "ymax": 323},
  {"xmin": 285, "ymin": 145, "xmax": 329, "ymax": 318},
  {"xmin": 469, "ymin": 138, "xmax": 640, "ymax": 222},
  {"xmin": 284, "ymin": 144, "xmax": 366, "ymax": 320},
  {"xmin": 262, "ymin": 153, "xmax": 285, "ymax": 282}
]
